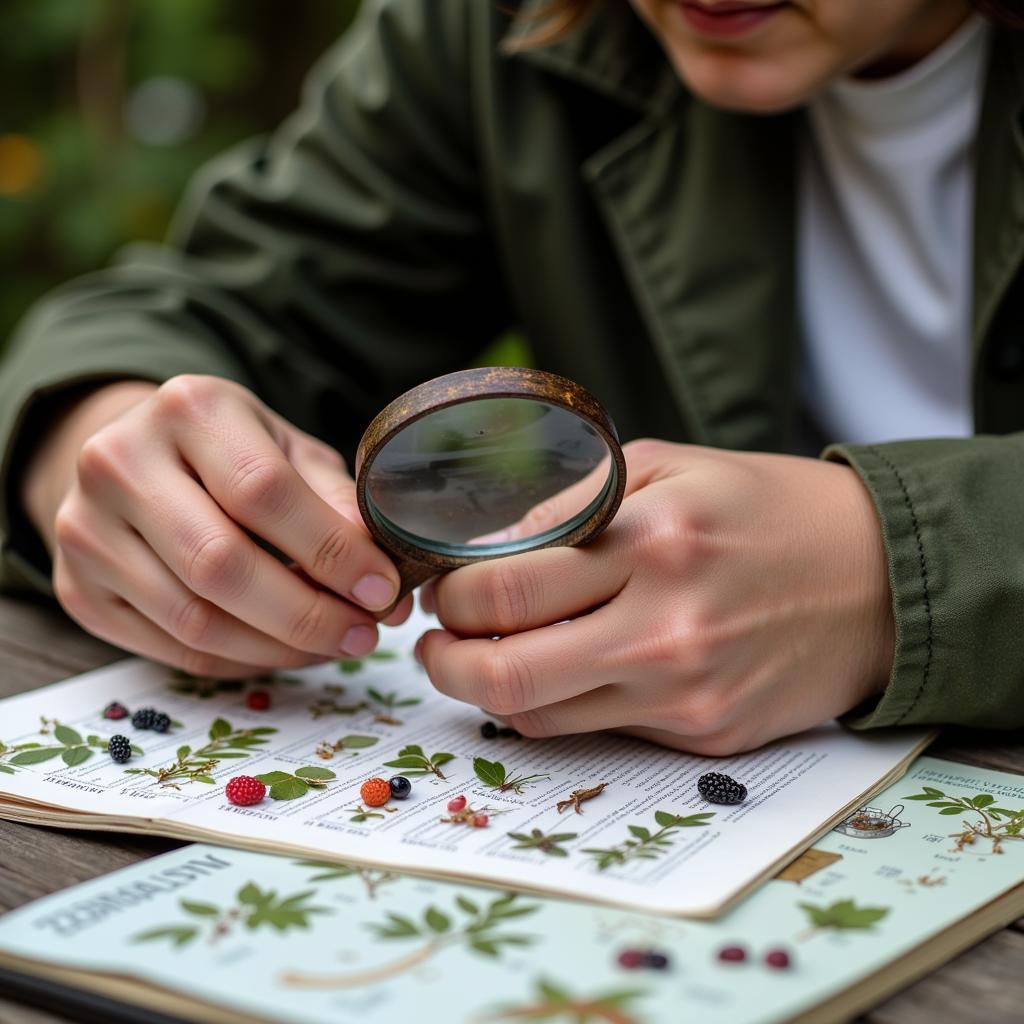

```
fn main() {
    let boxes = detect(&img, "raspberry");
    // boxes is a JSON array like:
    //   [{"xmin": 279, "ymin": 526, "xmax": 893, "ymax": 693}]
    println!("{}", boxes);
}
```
[
  {"xmin": 447, "ymin": 795, "xmax": 467, "ymax": 813},
  {"xmin": 644, "ymin": 951, "xmax": 670, "ymax": 970},
  {"xmin": 764, "ymin": 949, "xmax": 791, "ymax": 970},
  {"xmin": 389, "ymin": 776, "xmax": 412, "ymax": 800},
  {"xmin": 360, "ymin": 777, "xmax": 391, "ymax": 807},
  {"xmin": 697, "ymin": 772, "xmax": 747, "ymax": 805},
  {"xmin": 617, "ymin": 949, "xmax": 644, "ymax": 969},
  {"xmin": 131, "ymin": 708, "xmax": 157, "ymax": 730},
  {"xmin": 471, "ymin": 814, "xmax": 489, "ymax": 827},
  {"xmin": 103, "ymin": 701, "xmax": 129, "ymax": 720},
  {"xmin": 151, "ymin": 712, "xmax": 171, "ymax": 734},
  {"xmin": 717, "ymin": 945, "xmax": 747, "ymax": 963},
  {"xmin": 225, "ymin": 776, "xmax": 266, "ymax": 806},
  {"xmin": 246, "ymin": 691, "xmax": 271, "ymax": 711},
  {"xmin": 107, "ymin": 735, "xmax": 132, "ymax": 764},
  {"xmin": 480, "ymin": 721, "xmax": 499, "ymax": 739}
]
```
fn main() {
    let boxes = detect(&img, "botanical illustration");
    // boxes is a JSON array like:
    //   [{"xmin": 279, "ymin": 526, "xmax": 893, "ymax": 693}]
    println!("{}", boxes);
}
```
[
  {"xmin": 169, "ymin": 669, "xmax": 301, "ymax": 699},
  {"xmin": 366, "ymin": 687, "xmax": 422, "ymax": 725},
  {"xmin": 307, "ymin": 682, "xmax": 423, "ymax": 724},
  {"xmin": 348, "ymin": 804, "xmax": 398, "ymax": 823},
  {"xmin": 315, "ymin": 734, "xmax": 379, "ymax": 760},
  {"xmin": 293, "ymin": 859, "xmax": 397, "ymax": 899},
  {"xmin": 0, "ymin": 721, "xmax": 142, "ymax": 769},
  {"xmin": 281, "ymin": 893, "xmax": 539, "ymax": 988},
  {"xmin": 904, "ymin": 785, "xmax": 1024, "ymax": 853},
  {"xmin": 507, "ymin": 828, "xmax": 578, "ymax": 857},
  {"xmin": 124, "ymin": 718, "xmax": 276, "ymax": 788},
  {"xmin": 474, "ymin": 757, "xmax": 550, "ymax": 795},
  {"xmin": 797, "ymin": 899, "xmax": 889, "ymax": 939},
  {"xmin": 337, "ymin": 649, "xmax": 398, "ymax": 674},
  {"xmin": 582, "ymin": 811, "xmax": 715, "ymax": 871},
  {"xmin": 308, "ymin": 684, "xmax": 369, "ymax": 720},
  {"xmin": 483, "ymin": 978, "xmax": 647, "ymax": 1024},
  {"xmin": 383, "ymin": 744, "xmax": 454, "ymax": 779},
  {"xmin": 556, "ymin": 783, "xmax": 607, "ymax": 814},
  {"xmin": 254, "ymin": 766, "xmax": 337, "ymax": 801},
  {"xmin": 132, "ymin": 882, "xmax": 329, "ymax": 947}
]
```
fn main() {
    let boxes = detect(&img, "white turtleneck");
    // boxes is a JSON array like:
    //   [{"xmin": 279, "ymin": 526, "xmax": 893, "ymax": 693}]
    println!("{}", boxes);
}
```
[{"xmin": 798, "ymin": 15, "xmax": 991, "ymax": 447}]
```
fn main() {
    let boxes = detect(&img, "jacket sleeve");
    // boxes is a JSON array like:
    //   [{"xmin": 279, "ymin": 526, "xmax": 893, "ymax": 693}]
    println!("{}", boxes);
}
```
[
  {"xmin": 825, "ymin": 434, "xmax": 1024, "ymax": 731},
  {"xmin": 0, "ymin": 0, "xmax": 510, "ymax": 592}
]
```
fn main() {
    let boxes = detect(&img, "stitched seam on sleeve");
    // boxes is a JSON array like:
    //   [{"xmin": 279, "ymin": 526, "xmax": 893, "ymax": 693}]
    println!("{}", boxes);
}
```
[{"xmin": 868, "ymin": 445, "xmax": 933, "ymax": 725}]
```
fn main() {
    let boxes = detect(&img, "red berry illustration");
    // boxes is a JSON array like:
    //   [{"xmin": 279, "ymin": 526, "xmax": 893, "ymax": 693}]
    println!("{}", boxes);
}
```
[
  {"xmin": 246, "ymin": 690, "xmax": 271, "ymax": 711},
  {"xmin": 617, "ymin": 949, "xmax": 644, "ymax": 969},
  {"xmin": 764, "ymin": 949, "xmax": 792, "ymax": 970},
  {"xmin": 447, "ymin": 795, "xmax": 467, "ymax": 813},
  {"xmin": 717, "ymin": 945, "xmax": 747, "ymax": 963},
  {"xmin": 472, "ymin": 813, "xmax": 489, "ymax": 827},
  {"xmin": 225, "ymin": 776, "xmax": 266, "ymax": 806},
  {"xmin": 360, "ymin": 777, "xmax": 392, "ymax": 808}
]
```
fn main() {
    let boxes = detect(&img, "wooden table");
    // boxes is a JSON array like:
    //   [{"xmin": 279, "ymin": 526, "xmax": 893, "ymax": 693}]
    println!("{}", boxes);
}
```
[{"xmin": 0, "ymin": 592, "xmax": 1022, "ymax": 1024}]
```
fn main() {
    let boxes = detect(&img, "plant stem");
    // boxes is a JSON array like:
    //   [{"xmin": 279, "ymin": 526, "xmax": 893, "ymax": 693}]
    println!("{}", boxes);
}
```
[{"xmin": 281, "ymin": 938, "xmax": 447, "ymax": 988}]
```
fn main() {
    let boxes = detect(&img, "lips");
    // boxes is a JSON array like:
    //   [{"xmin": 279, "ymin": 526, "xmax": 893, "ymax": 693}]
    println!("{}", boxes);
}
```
[{"xmin": 677, "ymin": 1, "xmax": 789, "ymax": 38}]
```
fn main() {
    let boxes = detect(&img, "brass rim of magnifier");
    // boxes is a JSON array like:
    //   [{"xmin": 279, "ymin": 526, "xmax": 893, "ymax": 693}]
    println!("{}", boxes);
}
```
[{"xmin": 355, "ymin": 366, "xmax": 627, "ymax": 571}]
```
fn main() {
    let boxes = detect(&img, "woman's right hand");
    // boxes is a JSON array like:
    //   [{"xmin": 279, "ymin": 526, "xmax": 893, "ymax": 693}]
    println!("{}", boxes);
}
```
[{"xmin": 20, "ymin": 374, "xmax": 409, "ymax": 677}]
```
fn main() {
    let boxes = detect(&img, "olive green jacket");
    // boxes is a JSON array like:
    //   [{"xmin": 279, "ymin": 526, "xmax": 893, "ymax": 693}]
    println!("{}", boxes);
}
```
[{"xmin": 2, "ymin": 0, "xmax": 1023, "ymax": 731}]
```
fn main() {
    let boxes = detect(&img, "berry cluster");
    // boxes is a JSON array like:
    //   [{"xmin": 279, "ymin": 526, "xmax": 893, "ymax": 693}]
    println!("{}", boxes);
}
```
[
  {"xmin": 132, "ymin": 707, "xmax": 171, "ymax": 733},
  {"xmin": 479, "ymin": 720, "xmax": 521, "ymax": 740},
  {"xmin": 697, "ymin": 772, "xmax": 747, "ymax": 805},
  {"xmin": 617, "ymin": 948, "xmax": 670, "ymax": 971},
  {"xmin": 107, "ymin": 735, "xmax": 132, "ymax": 764},
  {"xmin": 225, "ymin": 776, "xmax": 267, "ymax": 806},
  {"xmin": 359, "ymin": 775, "xmax": 413, "ymax": 807},
  {"xmin": 717, "ymin": 945, "xmax": 791, "ymax": 969},
  {"xmin": 442, "ymin": 794, "xmax": 489, "ymax": 827}
]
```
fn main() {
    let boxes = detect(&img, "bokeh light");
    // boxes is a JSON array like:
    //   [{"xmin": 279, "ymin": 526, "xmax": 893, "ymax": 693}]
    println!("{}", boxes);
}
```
[{"xmin": 0, "ymin": 134, "xmax": 45, "ymax": 197}]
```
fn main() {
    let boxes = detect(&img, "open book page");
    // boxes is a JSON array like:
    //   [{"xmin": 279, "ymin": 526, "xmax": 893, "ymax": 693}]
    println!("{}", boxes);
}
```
[
  {"xmin": 1, "ymin": 757, "xmax": 1022, "ymax": 1024},
  {"xmin": 0, "ymin": 610, "xmax": 931, "ymax": 916}
]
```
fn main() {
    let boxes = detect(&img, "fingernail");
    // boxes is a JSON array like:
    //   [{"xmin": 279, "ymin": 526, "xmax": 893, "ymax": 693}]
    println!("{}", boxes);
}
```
[
  {"xmin": 413, "ymin": 634, "xmax": 425, "ymax": 664},
  {"xmin": 340, "ymin": 625, "xmax": 378, "ymax": 657},
  {"xmin": 352, "ymin": 573, "xmax": 397, "ymax": 611}
]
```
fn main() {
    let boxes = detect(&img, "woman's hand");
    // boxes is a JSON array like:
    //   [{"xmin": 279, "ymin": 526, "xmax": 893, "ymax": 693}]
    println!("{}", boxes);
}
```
[
  {"xmin": 417, "ymin": 440, "xmax": 894, "ymax": 754},
  {"xmin": 22, "ymin": 375, "xmax": 410, "ymax": 677}
]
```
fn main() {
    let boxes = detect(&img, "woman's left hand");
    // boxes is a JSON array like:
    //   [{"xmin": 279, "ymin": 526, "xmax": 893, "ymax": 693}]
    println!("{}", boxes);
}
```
[{"xmin": 416, "ymin": 439, "xmax": 895, "ymax": 755}]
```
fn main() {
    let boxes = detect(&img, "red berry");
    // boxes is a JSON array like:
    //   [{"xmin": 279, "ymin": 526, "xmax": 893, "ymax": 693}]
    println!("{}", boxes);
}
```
[
  {"xmin": 225, "ymin": 776, "xmax": 266, "ymax": 806},
  {"xmin": 447, "ymin": 795, "xmax": 467, "ymax": 813},
  {"xmin": 764, "ymin": 949, "xmax": 791, "ymax": 970},
  {"xmin": 717, "ymin": 945, "xmax": 747, "ymax": 963},
  {"xmin": 246, "ymin": 690, "xmax": 271, "ymax": 711},
  {"xmin": 103, "ymin": 701, "xmax": 129, "ymax": 720},
  {"xmin": 360, "ymin": 777, "xmax": 392, "ymax": 807},
  {"xmin": 617, "ymin": 949, "xmax": 644, "ymax": 969},
  {"xmin": 472, "ymin": 814, "xmax": 489, "ymax": 827}
]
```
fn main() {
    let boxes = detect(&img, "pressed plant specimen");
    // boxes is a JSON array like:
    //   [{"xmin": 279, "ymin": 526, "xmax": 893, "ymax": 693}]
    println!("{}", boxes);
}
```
[
  {"xmin": 337, "ymin": 649, "xmax": 398, "ymax": 674},
  {"xmin": 507, "ymin": 828, "xmax": 578, "ymax": 857},
  {"xmin": 253, "ymin": 767, "xmax": 337, "ymax": 800},
  {"xmin": 903, "ymin": 785, "xmax": 1024, "ymax": 853},
  {"xmin": 281, "ymin": 892, "xmax": 538, "ymax": 988},
  {"xmin": 315, "ymin": 734, "xmax": 379, "ymax": 759},
  {"xmin": 483, "ymin": 978, "xmax": 647, "ymax": 1024},
  {"xmin": 582, "ymin": 810, "xmax": 715, "ymax": 871},
  {"xmin": 308, "ymin": 684, "xmax": 369, "ymax": 720},
  {"xmin": 474, "ymin": 757, "xmax": 550, "ymax": 795},
  {"xmin": 382, "ymin": 744, "xmax": 454, "ymax": 779},
  {"xmin": 293, "ymin": 860, "xmax": 397, "ymax": 899},
  {"xmin": 797, "ymin": 899, "xmax": 889, "ymax": 940},
  {"xmin": 365, "ymin": 687, "xmax": 422, "ymax": 725},
  {"xmin": 556, "ymin": 783, "xmax": 607, "ymax": 814},
  {"xmin": 169, "ymin": 670, "xmax": 301, "ymax": 699},
  {"xmin": 1, "ymin": 721, "xmax": 143, "ymax": 770}
]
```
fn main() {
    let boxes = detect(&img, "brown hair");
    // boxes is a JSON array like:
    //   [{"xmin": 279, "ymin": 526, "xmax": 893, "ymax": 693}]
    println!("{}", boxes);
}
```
[{"xmin": 511, "ymin": 0, "xmax": 1024, "ymax": 49}]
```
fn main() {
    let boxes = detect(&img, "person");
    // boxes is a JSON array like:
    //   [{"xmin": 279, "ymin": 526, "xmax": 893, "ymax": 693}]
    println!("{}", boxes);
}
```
[{"xmin": 1, "ymin": 0, "xmax": 1022, "ymax": 755}]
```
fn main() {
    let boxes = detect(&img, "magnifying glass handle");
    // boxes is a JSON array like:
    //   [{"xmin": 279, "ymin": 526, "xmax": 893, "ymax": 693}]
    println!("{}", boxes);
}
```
[{"xmin": 383, "ymin": 559, "xmax": 438, "ymax": 615}]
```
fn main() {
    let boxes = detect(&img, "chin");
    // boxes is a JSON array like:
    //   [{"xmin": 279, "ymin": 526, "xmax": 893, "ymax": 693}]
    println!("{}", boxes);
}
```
[{"xmin": 669, "ymin": 51, "xmax": 821, "ymax": 114}]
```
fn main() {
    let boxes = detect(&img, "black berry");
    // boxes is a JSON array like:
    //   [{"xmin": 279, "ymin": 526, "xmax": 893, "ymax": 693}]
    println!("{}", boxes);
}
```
[
  {"xmin": 480, "ymin": 721, "xmax": 499, "ymax": 739},
  {"xmin": 103, "ymin": 701, "xmax": 129, "ymax": 720},
  {"xmin": 644, "ymin": 951, "xmax": 670, "ymax": 970},
  {"xmin": 108, "ymin": 735, "xmax": 132, "ymax": 764},
  {"xmin": 151, "ymin": 712, "xmax": 171, "ymax": 734},
  {"xmin": 498, "ymin": 726, "xmax": 521, "ymax": 739},
  {"xmin": 697, "ymin": 772, "xmax": 747, "ymax": 805},
  {"xmin": 388, "ymin": 775, "xmax": 412, "ymax": 800},
  {"xmin": 131, "ymin": 708, "xmax": 157, "ymax": 730}
]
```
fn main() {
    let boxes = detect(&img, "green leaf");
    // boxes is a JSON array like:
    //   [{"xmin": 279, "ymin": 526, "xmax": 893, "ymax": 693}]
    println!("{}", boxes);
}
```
[
  {"xmin": 209, "ymin": 718, "xmax": 231, "ymax": 740},
  {"xmin": 940, "ymin": 807, "xmax": 966, "ymax": 815},
  {"xmin": 369, "ymin": 649, "xmax": 397, "ymax": 660},
  {"xmin": 473, "ymin": 757, "xmax": 506, "ymax": 788},
  {"xmin": 194, "ymin": 775, "xmax": 216, "ymax": 785},
  {"xmin": 456, "ymin": 895, "xmax": 478, "ymax": 916},
  {"xmin": 382, "ymin": 756, "xmax": 428, "ymax": 769},
  {"xmin": 0, "ymin": 764, "xmax": 15, "ymax": 775},
  {"xmin": 254, "ymin": 771, "xmax": 293, "ymax": 784},
  {"xmin": 922, "ymin": 786, "xmax": 946, "ymax": 797},
  {"xmin": 295, "ymin": 766, "xmax": 336, "ymax": 780},
  {"xmin": 180, "ymin": 900, "xmax": 220, "ymax": 917},
  {"xmin": 340, "ymin": 735, "xmax": 378, "ymax": 749},
  {"xmin": 338, "ymin": 659, "xmax": 364, "ymax": 673},
  {"xmin": 176, "ymin": 746, "xmax": 192, "ymax": 760},
  {"xmin": 395, "ymin": 698, "xmax": 421, "ymax": 707},
  {"xmin": 367, "ymin": 687, "xmax": 387, "ymax": 702},
  {"xmin": 654, "ymin": 810, "xmax": 680, "ymax": 828},
  {"xmin": 904, "ymin": 793, "xmax": 938, "ymax": 801},
  {"xmin": 431, "ymin": 752, "xmax": 455, "ymax": 766},
  {"xmin": 10, "ymin": 747, "xmax": 63, "ymax": 765},
  {"xmin": 381, "ymin": 913, "xmax": 420, "ymax": 937},
  {"xmin": 61, "ymin": 746, "xmax": 91, "ymax": 767},
  {"xmin": 537, "ymin": 979, "xmax": 571, "ymax": 1003},
  {"xmin": 270, "ymin": 778, "xmax": 310, "ymax": 800},
  {"xmin": 470, "ymin": 939, "xmax": 501, "ymax": 957},
  {"xmin": 238, "ymin": 883, "xmax": 264, "ymax": 905},
  {"xmin": 972, "ymin": 794, "xmax": 996, "ymax": 808},
  {"xmin": 132, "ymin": 926, "xmax": 198, "ymax": 947},
  {"xmin": 398, "ymin": 744, "xmax": 425, "ymax": 758},
  {"xmin": 628, "ymin": 825, "xmax": 651, "ymax": 841},
  {"xmin": 54, "ymin": 724, "xmax": 83, "ymax": 746},
  {"xmin": 424, "ymin": 907, "xmax": 451, "ymax": 933}
]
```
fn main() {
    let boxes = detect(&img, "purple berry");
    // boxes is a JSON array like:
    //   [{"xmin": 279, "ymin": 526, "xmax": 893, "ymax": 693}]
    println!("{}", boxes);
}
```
[
  {"xmin": 717, "ymin": 945, "xmax": 747, "ymax": 963},
  {"xmin": 764, "ymin": 949, "xmax": 791, "ymax": 970},
  {"xmin": 644, "ymin": 951, "xmax": 670, "ymax": 970}
]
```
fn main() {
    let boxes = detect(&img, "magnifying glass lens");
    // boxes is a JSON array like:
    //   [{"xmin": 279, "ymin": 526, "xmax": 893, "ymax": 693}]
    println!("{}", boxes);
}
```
[{"xmin": 365, "ymin": 398, "xmax": 613, "ymax": 557}]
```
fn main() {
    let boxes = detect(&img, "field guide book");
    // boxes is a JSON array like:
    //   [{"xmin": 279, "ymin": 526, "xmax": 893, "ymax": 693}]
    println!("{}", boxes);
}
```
[{"xmin": 0, "ymin": 610, "xmax": 932, "ymax": 917}]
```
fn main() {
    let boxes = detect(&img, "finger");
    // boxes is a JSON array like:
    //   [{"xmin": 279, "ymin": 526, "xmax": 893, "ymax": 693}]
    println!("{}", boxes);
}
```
[
  {"xmin": 382, "ymin": 593, "xmax": 414, "ymax": 627},
  {"xmin": 492, "ymin": 683, "xmax": 660, "ymax": 738},
  {"xmin": 431, "ymin": 542, "xmax": 629, "ymax": 638},
  {"xmin": 288, "ymin": 436, "xmax": 363, "ymax": 526},
  {"xmin": 126, "ymin": 473, "xmax": 381, "ymax": 658},
  {"xmin": 64, "ymin": 517, "xmax": 331, "ymax": 669},
  {"xmin": 54, "ymin": 553, "xmax": 272, "ymax": 678},
  {"xmin": 417, "ymin": 611, "xmax": 622, "ymax": 714},
  {"xmin": 178, "ymin": 407, "xmax": 399, "ymax": 612}
]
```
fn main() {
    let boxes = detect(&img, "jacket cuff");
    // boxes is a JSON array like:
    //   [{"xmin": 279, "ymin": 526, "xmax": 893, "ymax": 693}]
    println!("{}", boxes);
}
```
[{"xmin": 822, "ymin": 442, "xmax": 935, "ymax": 729}]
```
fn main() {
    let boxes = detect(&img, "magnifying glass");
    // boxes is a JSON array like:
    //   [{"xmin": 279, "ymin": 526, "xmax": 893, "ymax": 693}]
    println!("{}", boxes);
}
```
[{"xmin": 355, "ymin": 367, "xmax": 627, "ymax": 607}]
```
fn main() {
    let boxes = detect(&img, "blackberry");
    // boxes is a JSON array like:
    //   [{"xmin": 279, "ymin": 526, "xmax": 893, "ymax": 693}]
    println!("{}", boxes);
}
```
[
  {"xmin": 388, "ymin": 775, "xmax": 412, "ymax": 800},
  {"xmin": 644, "ymin": 951, "xmax": 670, "ymax": 970},
  {"xmin": 108, "ymin": 735, "xmax": 132, "ymax": 764},
  {"xmin": 498, "ymin": 726, "xmax": 521, "ymax": 739},
  {"xmin": 131, "ymin": 707, "xmax": 157, "ymax": 730},
  {"xmin": 697, "ymin": 772, "xmax": 747, "ymax": 805},
  {"xmin": 480, "ymin": 720, "xmax": 499, "ymax": 739},
  {"xmin": 103, "ymin": 701, "xmax": 129, "ymax": 720},
  {"xmin": 151, "ymin": 712, "xmax": 171, "ymax": 734}
]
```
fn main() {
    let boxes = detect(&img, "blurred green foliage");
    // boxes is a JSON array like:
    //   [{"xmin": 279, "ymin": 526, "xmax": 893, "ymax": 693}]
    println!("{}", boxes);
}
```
[{"xmin": 0, "ymin": 0, "xmax": 360, "ymax": 350}]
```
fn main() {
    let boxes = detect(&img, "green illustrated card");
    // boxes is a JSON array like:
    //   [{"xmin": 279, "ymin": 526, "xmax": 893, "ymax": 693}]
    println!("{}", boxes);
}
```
[{"xmin": 0, "ymin": 755, "xmax": 1022, "ymax": 1024}]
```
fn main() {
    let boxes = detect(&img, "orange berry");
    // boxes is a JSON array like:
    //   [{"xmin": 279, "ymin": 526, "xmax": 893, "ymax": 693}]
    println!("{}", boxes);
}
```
[{"xmin": 360, "ymin": 777, "xmax": 392, "ymax": 807}]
